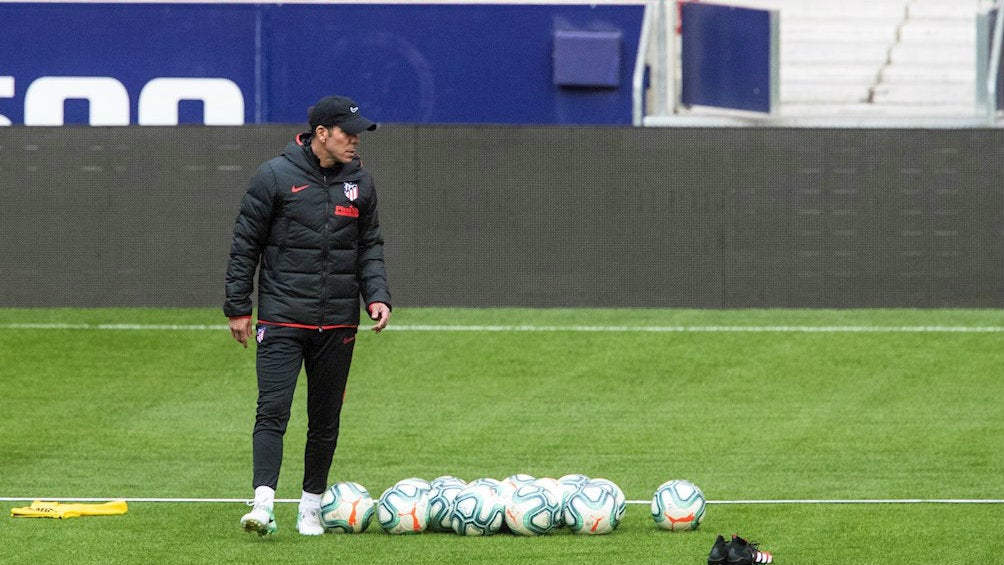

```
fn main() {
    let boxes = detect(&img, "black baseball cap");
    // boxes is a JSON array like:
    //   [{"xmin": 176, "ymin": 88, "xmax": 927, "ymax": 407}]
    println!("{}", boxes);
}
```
[{"xmin": 308, "ymin": 95, "xmax": 377, "ymax": 134}]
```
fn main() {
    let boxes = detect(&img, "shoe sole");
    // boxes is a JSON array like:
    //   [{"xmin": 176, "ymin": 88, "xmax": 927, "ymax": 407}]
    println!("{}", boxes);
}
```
[{"xmin": 241, "ymin": 518, "xmax": 276, "ymax": 536}]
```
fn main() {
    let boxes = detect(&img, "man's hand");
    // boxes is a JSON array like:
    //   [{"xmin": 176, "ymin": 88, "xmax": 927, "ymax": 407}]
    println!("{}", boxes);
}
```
[
  {"xmin": 228, "ymin": 316, "xmax": 253, "ymax": 348},
  {"xmin": 368, "ymin": 302, "xmax": 391, "ymax": 333}
]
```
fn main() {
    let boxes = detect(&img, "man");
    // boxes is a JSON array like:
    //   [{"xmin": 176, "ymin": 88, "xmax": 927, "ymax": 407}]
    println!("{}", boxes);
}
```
[{"xmin": 224, "ymin": 94, "xmax": 391, "ymax": 536}]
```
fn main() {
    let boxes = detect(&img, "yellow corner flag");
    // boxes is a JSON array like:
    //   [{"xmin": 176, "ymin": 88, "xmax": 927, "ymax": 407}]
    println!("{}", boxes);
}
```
[{"xmin": 11, "ymin": 500, "xmax": 128, "ymax": 519}]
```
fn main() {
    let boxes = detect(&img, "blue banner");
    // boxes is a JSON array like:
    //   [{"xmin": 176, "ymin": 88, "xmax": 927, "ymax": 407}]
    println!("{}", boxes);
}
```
[{"xmin": 0, "ymin": 3, "xmax": 644, "ymax": 125}]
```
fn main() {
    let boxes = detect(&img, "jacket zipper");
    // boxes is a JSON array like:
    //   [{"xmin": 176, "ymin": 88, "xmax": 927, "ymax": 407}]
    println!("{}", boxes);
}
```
[{"xmin": 318, "ymin": 173, "xmax": 330, "ymax": 330}]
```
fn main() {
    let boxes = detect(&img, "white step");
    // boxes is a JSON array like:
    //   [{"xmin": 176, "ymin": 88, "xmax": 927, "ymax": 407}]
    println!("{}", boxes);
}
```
[
  {"xmin": 881, "ymin": 64, "xmax": 977, "ymax": 83},
  {"xmin": 782, "ymin": 43, "xmax": 890, "ymax": 65},
  {"xmin": 866, "ymin": 102, "xmax": 981, "ymax": 116},
  {"xmin": 779, "ymin": 102, "xmax": 980, "ymax": 117},
  {"xmin": 871, "ymin": 84, "xmax": 976, "ymax": 103},
  {"xmin": 785, "ymin": 63, "xmax": 880, "ymax": 83},
  {"xmin": 908, "ymin": 2, "xmax": 980, "ymax": 19},
  {"xmin": 782, "ymin": 84, "xmax": 870, "ymax": 104},
  {"xmin": 888, "ymin": 44, "xmax": 976, "ymax": 64},
  {"xmin": 897, "ymin": 22, "xmax": 976, "ymax": 44},
  {"xmin": 782, "ymin": 25, "xmax": 898, "ymax": 43}
]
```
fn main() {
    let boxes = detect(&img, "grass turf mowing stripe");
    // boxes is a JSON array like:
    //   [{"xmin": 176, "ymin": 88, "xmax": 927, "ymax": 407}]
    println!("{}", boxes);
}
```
[{"xmin": 1, "ymin": 323, "xmax": 1001, "ymax": 332}]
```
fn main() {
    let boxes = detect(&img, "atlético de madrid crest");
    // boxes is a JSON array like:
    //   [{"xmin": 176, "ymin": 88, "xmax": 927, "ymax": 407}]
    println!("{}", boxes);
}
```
[{"xmin": 343, "ymin": 182, "xmax": 359, "ymax": 201}]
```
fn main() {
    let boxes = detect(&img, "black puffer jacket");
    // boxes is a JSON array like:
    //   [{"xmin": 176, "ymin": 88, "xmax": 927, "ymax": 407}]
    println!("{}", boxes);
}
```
[{"xmin": 224, "ymin": 133, "xmax": 391, "ymax": 327}]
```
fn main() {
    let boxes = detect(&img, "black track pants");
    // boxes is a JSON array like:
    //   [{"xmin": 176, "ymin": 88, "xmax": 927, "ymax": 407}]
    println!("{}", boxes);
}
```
[{"xmin": 251, "ymin": 324, "xmax": 356, "ymax": 494}]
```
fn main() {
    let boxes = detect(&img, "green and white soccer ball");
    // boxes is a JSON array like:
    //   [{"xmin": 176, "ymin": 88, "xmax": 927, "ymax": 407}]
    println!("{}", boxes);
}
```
[
  {"xmin": 499, "ymin": 473, "xmax": 535, "ymax": 504},
  {"xmin": 558, "ymin": 473, "xmax": 591, "ymax": 493},
  {"xmin": 377, "ymin": 479, "xmax": 431, "ymax": 534},
  {"xmin": 431, "ymin": 475, "xmax": 465, "ymax": 489},
  {"xmin": 396, "ymin": 477, "xmax": 433, "ymax": 495},
  {"xmin": 504, "ymin": 482, "xmax": 561, "ymax": 536},
  {"xmin": 450, "ymin": 482, "xmax": 505, "ymax": 536},
  {"xmin": 589, "ymin": 477, "xmax": 626, "ymax": 525},
  {"xmin": 533, "ymin": 477, "xmax": 568, "ymax": 528},
  {"xmin": 651, "ymin": 479, "xmax": 706, "ymax": 531},
  {"xmin": 563, "ymin": 483, "xmax": 619, "ymax": 535},
  {"xmin": 427, "ymin": 476, "xmax": 467, "ymax": 532},
  {"xmin": 319, "ymin": 481, "xmax": 374, "ymax": 533},
  {"xmin": 468, "ymin": 477, "xmax": 503, "ymax": 492},
  {"xmin": 502, "ymin": 473, "xmax": 536, "ymax": 491}
]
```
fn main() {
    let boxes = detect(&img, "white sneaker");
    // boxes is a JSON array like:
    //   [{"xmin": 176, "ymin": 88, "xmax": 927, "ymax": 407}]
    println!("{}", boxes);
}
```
[
  {"xmin": 296, "ymin": 507, "xmax": 324, "ymax": 536},
  {"xmin": 240, "ymin": 504, "xmax": 276, "ymax": 536}
]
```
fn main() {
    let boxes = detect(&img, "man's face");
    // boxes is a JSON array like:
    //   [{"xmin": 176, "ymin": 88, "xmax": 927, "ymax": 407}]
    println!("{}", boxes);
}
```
[{"xmin": 319, "ymin": 125, "xmax": 360, "ymax": 165}]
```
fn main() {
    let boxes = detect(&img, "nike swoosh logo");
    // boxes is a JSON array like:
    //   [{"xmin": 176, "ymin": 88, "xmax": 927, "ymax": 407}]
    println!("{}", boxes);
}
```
[
  {"xmin": 343, "ymin": 336, "xmax": 355, "ymax": 344},
  {"xmin": 291, "ymin": 184, "xmax": 309, "ymax": 193}
]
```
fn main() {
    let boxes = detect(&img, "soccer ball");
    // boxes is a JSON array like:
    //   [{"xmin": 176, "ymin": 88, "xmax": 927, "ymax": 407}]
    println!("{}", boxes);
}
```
[
  {"xmin": 377, "ymin": 480, "xmax": 431, "ymax": 534},
  {"xmin": 502, "ymin": 473, "xmax": 536, "ymax": 491},
  {"xmin": 397, "ymin": 477, "xmax": 433, "ymax": 494},
  {"xmin": 431, "ymin": 475, "xmax": 465, "ymax": 488},
  {"xmin": 535, "ymin": 477, "xmax": 569, "ymax": 527},
  {"xmin": 651, "ymin": 479, "xmax": 706, "ymax": 531},
  {"xmin": 497, "ymin": 474, "xmax": 534, "ymax": 514},
  {"xmin": 427, "ymin": 476, "xmax": 467, "ymax": 532},
  {"xmin": 500, "ymin": 473, "xmax": 535, "ymax": 501},
  {"xmin": 504, "ymin": 473, "xmax": 536, "ymax": 484},
  {"xmin": 558, "ymin": 473, "xmax": 591, "ymax": 493},
  {"xmin": 450, "ymin": 483, "xmax": 505, "ymax": 536},
  {"xmin": 319, "ymin": 481, "xmax": 374, "ymax": 533},
  {"xmin": 589, "ymin": 477, "xmax": 627, "ymax": 525},
  {"xmin": 563, "ymin": 483, "xmax": 619, "ymax": 535},
  {"xmin": 532, "ymin": 477, "xmax": 565, "ymax": 506},
  {"xmin": 532, "ymin": 476, "xmax": 561, "ymax": 493},
  {"xmin": 504, "ymin": 482, "xmax": 561, "ymax": 536},
  {"xmin": 468, "ymin": 477, "xmax": 503, "ymax": 493}
]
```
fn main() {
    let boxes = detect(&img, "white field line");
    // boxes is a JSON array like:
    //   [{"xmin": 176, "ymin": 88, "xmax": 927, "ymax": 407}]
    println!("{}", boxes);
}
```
[
  {"xmin": 1, "ymin": 497, "xmax": 1002, "ymax": 505},
  {"xmin": 387, "ymin": 325, "xmax": 1004, "ymax": 333},
  {"xmin": 0, "ymin": 323, "xmax": 229, "ymax": 330},
  {"xmin": 0, "ymin": 323, "xmax": 1002, "ymax": 333}
]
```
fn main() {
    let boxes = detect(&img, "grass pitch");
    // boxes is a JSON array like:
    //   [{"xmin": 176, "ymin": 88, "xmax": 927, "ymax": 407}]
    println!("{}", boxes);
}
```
[{"xmin": 1, "ymin": 308, "xmax": 1001, "ymax": 565}]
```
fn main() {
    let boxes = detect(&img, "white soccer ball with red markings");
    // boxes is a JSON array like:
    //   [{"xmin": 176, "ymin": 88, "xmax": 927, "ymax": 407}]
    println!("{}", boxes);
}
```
[
  {"xmin": 563, "ymin": 483, "xmax": 619, "ymax": 535},
  {"xmin": 651, "ymin": 479, "xmax": 706, "ymax": 531},
  {"xmin": 319, "ymin": 481, "xmax": 374, "ymax": 533},
  {"xmin": 377, "ymin": 480, "xmax": 431, "ymax": 534},
  {"xmin": 558, "ymin": 473, "xmax": 591, "ymax": 494},
  {"xmin": 589, "ymin": 477, "xmax": 626, "ymax": 525},
  {"xmin": 504, "ymin": 482, "xmax": 561, "ymax": 536},
  {"xmin": 450, "ymin": 482, "xmax": 505, "ymax": 536},
  {"xmin": 499, "ymin": 473, "xmax": 536, "ymax": 504},
  {"xmin": 427, "ymin": 476, "xmax": 467, "ymax": 532},
  {"xmin": 533, "ymin": 477, "xmax": 568, "ymax": 527}
]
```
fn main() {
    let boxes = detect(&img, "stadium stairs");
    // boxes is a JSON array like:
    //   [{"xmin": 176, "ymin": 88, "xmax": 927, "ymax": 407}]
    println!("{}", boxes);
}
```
[{"xmin": 648, "ymin": 0, "xmax": 995, "ymax": 126}]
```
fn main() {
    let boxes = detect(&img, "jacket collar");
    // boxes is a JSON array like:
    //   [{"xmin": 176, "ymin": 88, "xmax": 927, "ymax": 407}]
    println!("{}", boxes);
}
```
[{"xmin": 286, "ymin": 132, "xmax": 363, "ymax": 180}]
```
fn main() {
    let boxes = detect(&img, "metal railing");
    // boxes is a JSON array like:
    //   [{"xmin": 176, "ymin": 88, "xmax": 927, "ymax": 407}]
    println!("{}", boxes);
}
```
[
  {"xmin": 986, "ymin": 0, "xmax": 1004, "ymax": 119},
  {"xmin": 632, "ymin": 0, "xmax": 673, "ymax": 126},
  {"xmin": 631, "ymin": 0, "xmax": 655, "ymax": 126}
]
